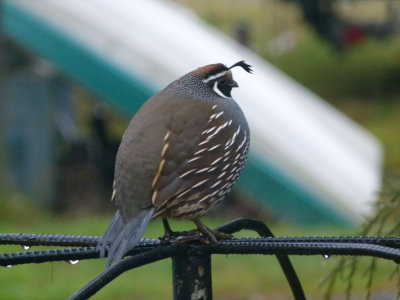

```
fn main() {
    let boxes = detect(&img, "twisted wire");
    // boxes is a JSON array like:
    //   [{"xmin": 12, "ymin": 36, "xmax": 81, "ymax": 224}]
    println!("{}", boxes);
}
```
[
  {"xmin": 231, "ymin": 236, "xmax": 400, "ymax": 248},
  {"xmin": 0, "ymin": 239, "xmax": 160, "ymax": 266},
  {"xmin": 3, "ymin": 238, "xmax": 400, "ymax": 267},
  {"xmin": 211, "ymin": 240, "xmax": 400, "ymax": 263},
  {"xmin": 2, "ymin": 236, "xmax": 400, "ymax": 267},
  {"xmin": 0, "ymin": 233, "xmax": 161, "ymax": 247},
  {"xmin": 2, "ymin": 233, "xmax": 400, "ymax": 249},
  {"xmin": 1, "ymin": 247, "xmax": 98, "ymax": 266},
  {"xmin": 0, "ymin": 233, "xmax": 99, "ymax": 247}
]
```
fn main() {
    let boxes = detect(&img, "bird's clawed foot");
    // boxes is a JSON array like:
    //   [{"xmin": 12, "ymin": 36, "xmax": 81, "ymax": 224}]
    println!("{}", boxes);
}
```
[
  {"xmin": 194, "ymin": 218, "xmax": 233, "ymax": 243},
  {"xmin": 160, "ymin": 218, "xmax": 200, "ymax": 244},
  {"xmin": 160, "ymin": 218, "xmax": 233, "ymax": 244}
]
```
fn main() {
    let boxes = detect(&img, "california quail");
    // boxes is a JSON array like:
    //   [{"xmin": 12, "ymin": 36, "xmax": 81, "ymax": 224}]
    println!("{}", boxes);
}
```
[{"xmin": 98, "ymin": 61, "xmax": 252, "ymax": 266}]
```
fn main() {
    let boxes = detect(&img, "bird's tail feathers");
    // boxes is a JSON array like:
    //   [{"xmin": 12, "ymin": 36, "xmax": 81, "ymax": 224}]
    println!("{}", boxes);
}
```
[{"xmin": 97, "ymin": 207, "xmax": 155, "ymax": 267}]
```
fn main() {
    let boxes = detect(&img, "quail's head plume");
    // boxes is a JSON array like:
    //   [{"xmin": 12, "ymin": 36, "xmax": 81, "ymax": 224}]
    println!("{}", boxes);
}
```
[{"xmin": 98, "ymin": 61, "xmax": 252, "ymax": 266}]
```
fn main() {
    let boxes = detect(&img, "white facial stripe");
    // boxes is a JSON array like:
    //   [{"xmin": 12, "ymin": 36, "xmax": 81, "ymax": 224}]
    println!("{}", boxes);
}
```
[
  {"xmin": 202, "ymin": 71, "xmax": 227, "ymax": 83},
  {"xmin": 213, "ymin": 81, "xmax": 230, "ymax": 99}
]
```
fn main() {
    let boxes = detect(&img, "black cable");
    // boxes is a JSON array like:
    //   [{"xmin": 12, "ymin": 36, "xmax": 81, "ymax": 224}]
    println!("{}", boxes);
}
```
[
  {"xmin": 0, "ymin": 240, "xmax": 160, "ymax": 266},
  {"xmin": 0, "ymin": 233, "xmax": 160, "ymax": 248},
  {"xmin": 2, "ymin": 232, "xmax": 400, "ymax": 249},
  {"xmin": 2, "ymin": 238, "xmax": 399, "ymax": 266},
  {"xmin": 0, "ymin": 233, "xmax": 99, "ymax": 247},
  {"xmin": 2, "ymin": 236, "xmax": 400, "ymax": 267},
  {"xmin": 0, "ymin": 247, "xmax": 99, "ymax": 267},
  {"xmin": 211, "ymin": 241, "xmax": 400, "ymax": 263},
  {"xmin": 240, "ymin": 236, "xmax": 400, "ymax": 248}
]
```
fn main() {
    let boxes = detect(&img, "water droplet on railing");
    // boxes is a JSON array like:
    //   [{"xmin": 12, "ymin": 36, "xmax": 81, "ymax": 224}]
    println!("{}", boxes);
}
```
[
  {"xmin": 6, "ymin": 265, "xmax": 13, "ymax": 268},
  {"xmin": 22, "ymin": 245, "xmax": 31, "ymax": 250},
  {"xmin": 68, "ymin": 260, "xmax": 80, "ymax": 265}
]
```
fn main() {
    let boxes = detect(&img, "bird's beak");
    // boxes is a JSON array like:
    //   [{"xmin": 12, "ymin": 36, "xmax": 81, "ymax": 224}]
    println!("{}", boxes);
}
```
[{"xmin": 230, "ymin": 80, "xmax": 239, "ymax": 88}]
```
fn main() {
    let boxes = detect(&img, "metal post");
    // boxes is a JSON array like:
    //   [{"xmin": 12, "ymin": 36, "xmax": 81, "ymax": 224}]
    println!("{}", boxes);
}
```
[{"xmin": 172, "ymin": 245, "xmax": 212, "ymax": 300}]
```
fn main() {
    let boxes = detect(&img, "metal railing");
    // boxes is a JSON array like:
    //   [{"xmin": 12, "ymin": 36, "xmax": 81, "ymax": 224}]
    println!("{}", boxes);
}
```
[{"xmin": 1, "ymin": 218, "xmax": 400, "ymax": 299}]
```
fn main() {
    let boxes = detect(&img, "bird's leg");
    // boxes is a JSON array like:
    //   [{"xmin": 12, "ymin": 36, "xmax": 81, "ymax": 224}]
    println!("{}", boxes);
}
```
[
  {"xmin": 193, "ymin": 218, "xmax": 232, "ymax": 243},
  {"xmin": 162, "ymin": 218, "xmax": 173, "ymax": 237},
  {"xmin": 162, "ymin": 218, "xmax": 197, "ymax": 239}
]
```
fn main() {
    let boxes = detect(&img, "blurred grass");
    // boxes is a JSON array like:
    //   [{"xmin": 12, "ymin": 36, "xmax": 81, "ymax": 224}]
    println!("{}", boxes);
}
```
[{"xmin": 270, "ymin": 37, "xmax": 400, "ymax": 99}]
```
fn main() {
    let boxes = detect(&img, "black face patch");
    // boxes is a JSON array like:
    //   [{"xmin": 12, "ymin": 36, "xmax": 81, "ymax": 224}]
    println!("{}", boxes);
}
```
[
  {"xmin": 202, "ymin": 61, "xmax": 252, "ymax": 98},
  {"xmin": 216, "ymin": 80, "xmax": 232, "ymax": 98},
  {"xmin": 204, "ymin": 70, "xmax": 237, "ymax": 98}
]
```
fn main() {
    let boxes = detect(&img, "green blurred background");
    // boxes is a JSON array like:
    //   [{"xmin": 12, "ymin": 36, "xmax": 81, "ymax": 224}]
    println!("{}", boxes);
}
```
[{"xmin": 1, "ymin": 0, "xmax": 400, "ymax": 299}]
